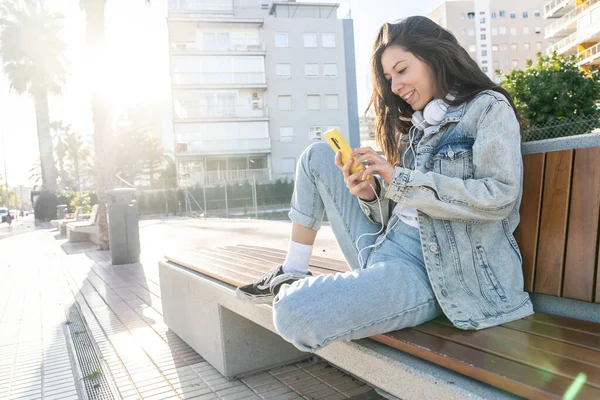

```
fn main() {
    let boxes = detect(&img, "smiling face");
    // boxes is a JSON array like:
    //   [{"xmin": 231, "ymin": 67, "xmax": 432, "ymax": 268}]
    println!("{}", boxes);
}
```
[{"xmin": 381, "ymin": 45, "xmax": 439, "ymax": 111}]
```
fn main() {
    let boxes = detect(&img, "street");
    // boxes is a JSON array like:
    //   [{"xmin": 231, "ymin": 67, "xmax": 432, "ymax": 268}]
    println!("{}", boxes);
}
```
[{"xmin": 0, "ymin": 214, "xmax": 35, "ymax": 240}]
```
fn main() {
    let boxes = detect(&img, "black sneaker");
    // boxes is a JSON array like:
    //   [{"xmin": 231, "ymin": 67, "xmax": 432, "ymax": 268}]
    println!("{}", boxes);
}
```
[{"xmin": 235, "ymin": 265, "xmax": 313, "ymax": 304}]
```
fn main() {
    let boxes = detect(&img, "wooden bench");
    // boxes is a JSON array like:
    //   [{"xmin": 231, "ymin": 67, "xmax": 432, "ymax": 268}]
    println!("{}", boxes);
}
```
[
  {"xmin": 159, "ymin": 137, "xmax": 600, "ymax": 400},
  {"xmin": 67, "ymin": 204, "xmax": 99, "ymax": 244}
]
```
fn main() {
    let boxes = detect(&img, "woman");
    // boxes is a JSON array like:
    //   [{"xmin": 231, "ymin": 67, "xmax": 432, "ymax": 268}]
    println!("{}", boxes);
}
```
[{"xmin": 236, "ymin": 16, "xmax": 533, "ymax": 352}]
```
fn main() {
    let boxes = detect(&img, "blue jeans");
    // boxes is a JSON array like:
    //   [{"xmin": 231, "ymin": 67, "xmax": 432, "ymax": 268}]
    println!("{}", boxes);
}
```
[{"xmin": 273, "ymin": 142, "xmax": 443, "ymax": 352}]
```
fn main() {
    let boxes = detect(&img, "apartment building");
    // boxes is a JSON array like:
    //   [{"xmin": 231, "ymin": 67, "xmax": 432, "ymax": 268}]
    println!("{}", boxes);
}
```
[
  {"xmin": 167, "ymin": 0, "xmax": 359, "ymax": 187},
  {"xmin": 429, "ymin": 0, "xmax": 554, "ymax": 82},
  {"xmin": 544, "ymin": 0, "xmax": 600, "ymax": 71}
]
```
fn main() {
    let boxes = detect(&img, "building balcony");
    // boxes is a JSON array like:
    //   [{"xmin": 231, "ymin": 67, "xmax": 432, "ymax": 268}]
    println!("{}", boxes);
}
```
[
  {"xmin": 578, "ymin": 41, "xmax": 600, "ymax": 64},
  {"xmin": 545, "ymin": 0, "xmax": 600, "ymax": 39},
  {"xmin": 545, "ymin": 0, "xmax": 577, "ymax": 19},
  {"xmin": 169, "ymin": 0, "xmax": 234, "ymax": 14},
  {"xmin": 170, "ymin": 39, "xmax": 266, "ymax": 54},
  {"xmin": 179, "ymin": 168, "xmax": 270, "ymax": 187},
  {"xmin": 174, "ymin": 105, "xmax": 268, "ymax": 121},
  {"xmin": 175, "ymin": 137, "xmax": 271, "ymax": 156},
  {"xmin": 547, "ymin": 19, "xmax": 600, "ymax": 54},
  {"xmin": 171, "ymin": 72, "xmax": 267, "ymax": 89}
]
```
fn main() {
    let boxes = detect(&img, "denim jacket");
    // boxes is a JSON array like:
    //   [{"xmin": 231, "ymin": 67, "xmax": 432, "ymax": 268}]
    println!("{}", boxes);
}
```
[{"xmin": 359, "ymin": 90, "xmax": 534, "ymax": 330}]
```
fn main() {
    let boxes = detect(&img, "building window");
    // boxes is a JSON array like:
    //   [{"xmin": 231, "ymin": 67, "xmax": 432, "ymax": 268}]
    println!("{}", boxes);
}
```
[
  {"xmin": 276, "ymin": 63, "xmax": 291, "ymax": 78},
  {"xmin": 482, "ymin": 66, "xmax": 489, "ymax": 73},
  {"xmin": 480, "ymin": 34, "xmax": 487, "ymax": 40},
  {"xmin": 480, "ymin": 27, "xmax": 486, "ymax": 32},
  {"xmin": 468, "ymin": 12, "xmax": 475, "ymax": 19},
  {"xmin": 468, "ymin": 29, "xmax": 475, "ymax": 36},
  {"xmin": 303, "ymin": 33, "xmax": 318, "ymax": 48},
  {"xmin": 461, "ymin": 29, "xmax": 467, "ymax": 35},
  {"xmin": 203, "ymin": 32, "xmax": 230, "ymax": 51},
  {"xmin": 281, "ymin": 157, "xmax": 296, "ymax": 173},
  {"xmin": 482, "ymin": 50, "xmax": 488, "ymax": 56},
  {"xmin": 305, "ymin": 63, "xmax": 319, "ymax": 77},
  {"xmin": 309, "ymin": 126, "xmax": 322, "ymax": 140},
  {"xmin": 324, "ymin": 63, "xmax": 338, "ymax": 77},
  {"xmin": 469, "ymin": 45, "xmax": 476, "ymax": 52},
  {"xmin": 510, "ymin": 11, "xmax": 516, "ymax": 19},
  {"xmin": 499, "ymin": 26, "xmax": 507, "ymax": 34},
  {"xmin": 512, "ymin": 59, "xmax": 519, "ymax": 68},
  {"xmin": 523, "ymin": 11, "xmax": 528, "ymax": 18},
  {"xmin": 491, "ymin": 12, "xmax": 497, "ymax": 18},
  {"xmin": 511, "ymin": 43, "xmax": 518, "ymax": 51},
  {"xmin": 534, "ymin": 10, "xmax": 541, "ymax": 17},
  {"xmin": 280, "ymin": 127, "xmax": 293, "ymax": 142},
  {"xmin": 307, "ymin": 95, "xmax": 321, "ymax": 110},
  {"xmin": 492, "ymin": 44, "xmax": 499, "ymax": 52},
  {"xmin": 322, "ymin": 33, "xmax": 336, "ymax": 48},
  {"xmin": 326, "ymin": 94, "xmax": 339, "ymax": 110},
  {"xmin": 275, "ymin": 32, "xmax": 288, "ymax": 47},
  {"xmin": 523, "ymin": 27, "xmax": 530, "ymax": 35},
  {"xmin": 493, "ymin": 60, "xmax": 500, "ymax": 69},
  {"xmin": 524, "ymin": 42, "xmax": 530, "ymax": 51},
  {"xmin": 480, "ymin": 17, "xmax": 486, "ymax": 24},
  {"xmin": 535, "ymin": 26, "xmax": 541, "ymax": 34},
  {"xmin": 492, "ymin": 28, "xmax": 498, "ymax": 36},
  {"xmin": 501, "ymin": 43, "xmax": 508, "ymax": 51},
  {"xmin": 499, "ymin": 10, "xmax": 506, "ymax": 18},
  {"xmin": 482, "ymin": 60, "xmax": 488, "ymax": 64},
  {"xmin": 278, "ymin": 95, "xmax": 292, "ymax": 111},
  {"xmin": 510, "ymin": 28, "xmax": 517, "ymax": 35},
  {"xmin": 536, "ymin": 42, "xmax": 542, "ymax": 50}
]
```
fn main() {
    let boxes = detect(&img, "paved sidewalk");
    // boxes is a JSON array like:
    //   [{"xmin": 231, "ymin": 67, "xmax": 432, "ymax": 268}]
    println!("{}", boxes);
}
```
[{"xmin": 0, "ymin": 218, "xmax": 383, "ymax": 400}]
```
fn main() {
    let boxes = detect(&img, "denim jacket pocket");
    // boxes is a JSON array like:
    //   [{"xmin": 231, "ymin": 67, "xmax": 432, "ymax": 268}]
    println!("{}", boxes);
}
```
[
  {"xmin": 432, "ymin": 141, "xmax": 474, "ymax": 180},
  {"xmin": 475, "ymin": 245, "xmax": 508, "ymax": 302}
]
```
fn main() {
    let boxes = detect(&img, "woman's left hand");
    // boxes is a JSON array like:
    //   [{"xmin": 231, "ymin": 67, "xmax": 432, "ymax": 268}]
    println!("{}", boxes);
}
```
[{"xmin": 351, "ymin": 147, "xmax": 395, "ymax": 185}]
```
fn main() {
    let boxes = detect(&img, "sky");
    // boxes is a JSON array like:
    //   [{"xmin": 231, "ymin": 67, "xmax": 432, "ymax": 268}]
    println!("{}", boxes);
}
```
[{"xmin": 0, "ymin": 0, "xmax": 447, "ymax": 187}]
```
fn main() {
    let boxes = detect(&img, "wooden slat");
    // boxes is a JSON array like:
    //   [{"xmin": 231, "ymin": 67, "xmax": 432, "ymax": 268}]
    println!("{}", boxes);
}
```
[
  {"xmin": 372, "ymin": 329, "xmax": 600, "ymax": 400},
  {"xmin": 221, "ymin": 246, "xmax": 349, "ymax": 273},
  {"xmin": 525, "ymin": 313, "xmax": 600, "ymax": 337},
  {"xmin": 414, "ymin": 321, "xmax": 600, "ymax": 388},
  {"xmin": 598, "ymin": 238, "xmax": 600, "ymax": 304},
  {"xmin": 165, "ymin": 251, "xmax": 256, "ymax": 287},
  {"xmin": 535, "ymin": 149, "xmax": 573, "ymax": 296},
  {"xmin": 234, "ymin": 245, "xmax": 350, "ymax": 272},
  {"xmin": 503, "ymin": 319, "xmax": 600, "ymax": 351},
  {"xmin": 436, "ymin": 319, "xmax": 600, "ymax": 367},
  {"xmin": 515, "ymin": 152, "xmax": 546, "ymax": 292},
  {"xmin": 562, "ymin": 147, "xmax": 600, "ymax": 302}
]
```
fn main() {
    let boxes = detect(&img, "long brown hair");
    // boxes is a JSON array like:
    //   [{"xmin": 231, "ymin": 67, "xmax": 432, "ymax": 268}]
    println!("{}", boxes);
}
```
[{"xmin": 367, "ymin": 16, "xmax": 525, "ymax": 166}]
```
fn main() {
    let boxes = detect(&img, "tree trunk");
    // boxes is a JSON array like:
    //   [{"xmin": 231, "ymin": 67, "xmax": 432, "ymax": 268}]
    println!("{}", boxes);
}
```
[
  {"xmin": 74, "ymin": 153, "xmax": 81, "ymax": 193},
  {"xmin": 84, "ymin": 0, "xmax": 114, "ymax": 250},
  {"xmin": 32, "ymin": 88, "xmax": 58, "ymax": 193}
]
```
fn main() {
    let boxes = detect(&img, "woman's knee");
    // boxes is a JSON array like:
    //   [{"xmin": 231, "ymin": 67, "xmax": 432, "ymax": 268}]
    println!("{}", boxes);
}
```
[
  {"xmin": 300, "ymin": 141, "xmax": 335, "ymax": 172},
  {"xmin": 272, "ymin": 284, "xmax": 322, "ymax": 352}
]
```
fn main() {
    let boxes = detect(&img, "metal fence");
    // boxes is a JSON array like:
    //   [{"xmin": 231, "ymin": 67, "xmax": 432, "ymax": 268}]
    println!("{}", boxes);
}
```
[{"xmin": 522, "ymin": 113, "xmax": 600, "ymax": 142}]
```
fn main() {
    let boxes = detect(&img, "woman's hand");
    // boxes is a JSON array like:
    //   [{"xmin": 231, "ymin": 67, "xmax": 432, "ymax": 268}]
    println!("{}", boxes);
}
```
[
  {"xmin": 351, "ymin": 147, "xmax": 395, "ymax": 185},
  {"xmin": 335, "ymin": 150, "xmax": 379, "ymax": 202}
]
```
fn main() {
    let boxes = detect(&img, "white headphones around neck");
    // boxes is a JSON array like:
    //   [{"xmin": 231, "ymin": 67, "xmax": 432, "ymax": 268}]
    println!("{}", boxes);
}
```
[{"xmin": 411, "ymin": 93, "xmax": 456, "ymax": 130}]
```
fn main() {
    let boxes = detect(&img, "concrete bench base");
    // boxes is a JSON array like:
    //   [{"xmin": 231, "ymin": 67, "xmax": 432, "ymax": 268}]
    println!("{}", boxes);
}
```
[
  {"xmin": 158, "ymin": 260, "xmax": 519, "ymax": 399},
  {"xmin": 67, "ymin": 224, "xmax": 99, "ymax": 244},
  {"xmin": 159, "ymin": 260, "xmax": 309, "ymax": 379}
]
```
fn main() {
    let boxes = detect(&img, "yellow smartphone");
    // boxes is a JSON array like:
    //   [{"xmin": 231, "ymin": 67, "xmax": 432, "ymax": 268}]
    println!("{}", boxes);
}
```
[{"xmin": 324, "ymin": 129, "xmax": 371, "ymax": 180}]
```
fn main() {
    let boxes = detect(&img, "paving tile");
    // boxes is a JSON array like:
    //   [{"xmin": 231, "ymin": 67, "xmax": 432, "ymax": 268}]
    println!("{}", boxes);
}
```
[{"xmin": 260, "ymin": 386, "xmax": 296, "ymax": 399}]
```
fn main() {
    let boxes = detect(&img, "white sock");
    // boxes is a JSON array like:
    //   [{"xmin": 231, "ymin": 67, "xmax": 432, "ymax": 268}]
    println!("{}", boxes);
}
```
[{"xmin": 282, "ymin": 240, "xmax": 313, "ymax": 275}]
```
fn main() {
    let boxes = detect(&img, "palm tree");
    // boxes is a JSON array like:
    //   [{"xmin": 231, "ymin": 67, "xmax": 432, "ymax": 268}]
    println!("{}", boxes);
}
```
[
  {"xmin": 65, "ymin": 130, "xmax": 92, "ymax": 193},
  {"xmin": 0, "ymin": 0, "xmax": 66, "ymax": 194},
  {"xmin": 80, "ymin": 0, "xmax": 150, "ymax": 250},
  {"xmin": 50, "ymin": 121, "xmax": 70, "ymax": 191}
]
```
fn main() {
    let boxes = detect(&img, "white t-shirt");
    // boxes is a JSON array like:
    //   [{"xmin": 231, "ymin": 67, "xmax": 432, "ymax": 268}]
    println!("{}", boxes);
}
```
[{"xmin": 392, "ymin": 124, "xmax": 438, "ymax": 228}]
